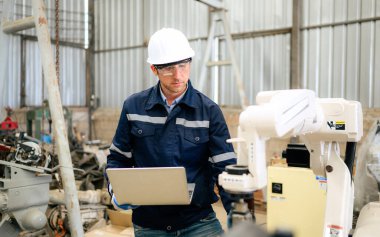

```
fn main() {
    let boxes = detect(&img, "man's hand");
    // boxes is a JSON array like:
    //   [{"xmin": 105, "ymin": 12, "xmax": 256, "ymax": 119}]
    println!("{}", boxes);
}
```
[{"xmin": 111, "ymin": 194, "xmax": 139, "ymax": 211}]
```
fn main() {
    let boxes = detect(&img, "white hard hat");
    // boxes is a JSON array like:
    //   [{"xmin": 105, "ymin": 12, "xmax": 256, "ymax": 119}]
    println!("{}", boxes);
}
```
[{"xmin": 147, "ymin": 28, "xmax": 195, "ymax": 65}]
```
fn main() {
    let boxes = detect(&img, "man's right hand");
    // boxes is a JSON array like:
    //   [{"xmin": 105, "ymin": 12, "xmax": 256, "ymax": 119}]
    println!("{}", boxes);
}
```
[{"xmin": 111, "ymin": 194, "xmax": 139, "ymax": 211}]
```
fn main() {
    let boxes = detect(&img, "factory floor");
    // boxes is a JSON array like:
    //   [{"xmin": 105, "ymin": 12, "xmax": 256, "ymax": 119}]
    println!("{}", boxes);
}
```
[
  {"xmin": 85, "ymin": 200, "xmax": 266, "ymax": 237},
  {"xmin": 212, "ymin": 200, "xmax": 267, "ymax": 231}
]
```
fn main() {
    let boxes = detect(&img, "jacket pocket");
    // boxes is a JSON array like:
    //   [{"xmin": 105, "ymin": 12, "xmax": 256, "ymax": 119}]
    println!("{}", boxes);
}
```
[
  {"xmin": 184, "ymin": 128, "xmax": 209, "ymax": 144},
  {"xmin": 181, "ymin": 128, "xmax": 210, "ymax": 166},
  {"xmin": 130, "ymin": 124, "xmax": 158, "ymax": 166},
  {"xmin": 131, "ymin": 124, "xmax": 156, "ymax": 137}
]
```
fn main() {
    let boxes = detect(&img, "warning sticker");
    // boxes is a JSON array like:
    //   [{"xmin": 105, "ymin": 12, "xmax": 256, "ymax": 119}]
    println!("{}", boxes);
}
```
[
  {"xmin": 327, "ymin": 121, "xmax": 345, "ymax": 130},
  {"xmin": 270, "ymin": 196, "xmax": 286, "ymax": 201},
  {"xmin": 316, "ymin": 176, "xmax": 327, "ymax": 191},
  {"xmin": 327, "ymin": 224, "xmax": 343, "ymax": 237}
]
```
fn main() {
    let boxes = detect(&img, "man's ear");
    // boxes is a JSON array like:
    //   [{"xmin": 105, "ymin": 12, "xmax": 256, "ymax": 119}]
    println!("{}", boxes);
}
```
[{"xmin": 150, "ymin": 65, "xmax": 158, "ymax": 76}]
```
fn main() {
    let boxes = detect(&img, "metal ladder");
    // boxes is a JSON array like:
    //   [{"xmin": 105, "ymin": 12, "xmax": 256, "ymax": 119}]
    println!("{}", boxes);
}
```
[
  {"xmin": 0, "ymin": 1, "xmax": 84, "ymax": 236},
  {"xmin": 197, "ymin": 0, "xmax": 249, "ymax": 109}
]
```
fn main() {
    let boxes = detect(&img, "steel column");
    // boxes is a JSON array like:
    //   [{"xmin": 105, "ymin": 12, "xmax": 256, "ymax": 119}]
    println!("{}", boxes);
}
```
[{"xmin": 291, "ymin": 0, "xmax": 302, "ymax": 89}]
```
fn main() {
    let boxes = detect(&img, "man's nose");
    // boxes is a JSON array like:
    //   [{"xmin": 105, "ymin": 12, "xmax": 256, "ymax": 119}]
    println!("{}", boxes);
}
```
[{"xmin": 171, "ymin": 66, "xmax": 181, "ymax": 77}]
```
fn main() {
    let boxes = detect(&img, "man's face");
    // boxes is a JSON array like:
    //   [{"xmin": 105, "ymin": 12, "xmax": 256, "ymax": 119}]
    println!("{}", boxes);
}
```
[{"xmin": 151, "ymin": 60, "xmax": 191, "ymax": 99}]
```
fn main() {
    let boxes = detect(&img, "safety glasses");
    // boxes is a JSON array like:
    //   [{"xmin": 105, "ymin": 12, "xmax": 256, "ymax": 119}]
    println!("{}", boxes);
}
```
[{"xmin": 155, "ymin": 58, "xmax": 191, "ymax": 76}]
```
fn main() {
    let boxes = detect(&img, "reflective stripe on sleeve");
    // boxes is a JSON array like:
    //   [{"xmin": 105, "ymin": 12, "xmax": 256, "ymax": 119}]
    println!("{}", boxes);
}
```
[
  {"xmin": 127, "ymin": 114, "xmax": 167, "ymax": 124},
  {"xmin": 110, "ymin": 143, "xmax": 132, "ymax": 158},
  {"xmin": 209, "ymin": 152, "xmax": 236, "ymax": 163},
  {"xmin": 176, "ymin": 118, "xmax": 210, "ymax": 128},
  {"xmin": 108, "ymin": 183, "xmax": 113, "ymax": 195}
]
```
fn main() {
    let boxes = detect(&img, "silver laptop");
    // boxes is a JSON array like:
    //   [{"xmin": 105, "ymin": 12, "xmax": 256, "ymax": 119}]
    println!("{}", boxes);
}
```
[{"xmin": 106, "ymin": 167, "xmax": 195, "ymax": 205}]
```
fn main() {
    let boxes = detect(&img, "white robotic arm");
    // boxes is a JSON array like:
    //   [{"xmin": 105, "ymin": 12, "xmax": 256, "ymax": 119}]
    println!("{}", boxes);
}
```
[
  {"xmin": 220, "ymin": 89, "xmax": 322, "ymax": 193},
  {"xmin": 301, "ymin": 98, "xmax": 362, "ymax": 237},
  {"xmin": 219, "ymin": 89, "xmax": 363, "ymax": 237}
]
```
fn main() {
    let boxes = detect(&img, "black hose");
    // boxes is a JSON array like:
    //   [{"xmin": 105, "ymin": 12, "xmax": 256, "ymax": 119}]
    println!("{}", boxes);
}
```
[
  {"xmin": 376, "ymin": 120, "xmax": 380, "ymax": 134},
  {"xmin": 344, "ymin": 142, "xmax": 357, "ymax": 179}
]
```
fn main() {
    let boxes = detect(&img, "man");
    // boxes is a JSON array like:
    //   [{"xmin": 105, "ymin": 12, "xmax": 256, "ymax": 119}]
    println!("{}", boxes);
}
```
[{"xmin": 106, "ymin": 28, "xmax": 237, "ymax": 237}]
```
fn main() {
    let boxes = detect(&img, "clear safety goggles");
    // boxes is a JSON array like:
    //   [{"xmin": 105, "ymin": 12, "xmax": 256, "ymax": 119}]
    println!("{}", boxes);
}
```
[{"xmin": 154, "ymin": 58, "xmax": 192, "ymax": 76}]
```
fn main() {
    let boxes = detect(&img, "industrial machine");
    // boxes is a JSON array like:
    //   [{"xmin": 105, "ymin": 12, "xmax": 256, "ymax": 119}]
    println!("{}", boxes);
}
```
[
  {"xmin": 352, "ymin": 121, "xmax": 380, "ymax": 236},
  {"xmin": 219, "ymin": 89, "xmax": 364, "ymax": 237},
  {"xmin": 0, "ymin": 107, "xmax": 18, "ymax": 135},
  {"xmin": 0, "ymin": 133, "xmax": 52, "ymax": 237},
  {"xmin": 26, "ymin": 103, "xmax": 73, "ymax": 143}
]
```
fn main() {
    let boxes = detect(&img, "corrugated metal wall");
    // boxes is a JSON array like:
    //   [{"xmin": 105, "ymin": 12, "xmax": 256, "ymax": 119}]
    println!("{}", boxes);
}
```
[
  {"xmin": 220, "ymin": 0, "xmax": 292, "ymax": 104},
  {"xmin": 2, "ymin": 0, "xmax": 379, "ymax": 112},
  {"xmin": 0, "ymin": 34, "xmax": 21, "ymax": 108},
  {"xmin": 12, "ymin": 0, "xmax": 88, "ymax": 44},
  {"xmin": 220, "ymin": 35, "xmax": 291, "ymax": 105},
  {"xmin": 302, "ymin": 0, "xmax": 380, "ymax": 107},
  {"xmin": 94, "ymin": 0, "xmax": 379, "ymax": 108},
  {"xmin": 24, "ymin": 41, "xmax": 86, "ymax": 106},
  {"xmin": 226, "ymin": 0, "xmax": 292, "ymax": 32},
  {"xmin": 0, "ymin": 0, "xmax": 87, "ymax": 112},
  {"xmin": 94, "ymin": 0, "xmax": 293, "ymax": 107},
  {"xmin": 94, "ymin": 0, "xmax": 210, "ymax": 107}
]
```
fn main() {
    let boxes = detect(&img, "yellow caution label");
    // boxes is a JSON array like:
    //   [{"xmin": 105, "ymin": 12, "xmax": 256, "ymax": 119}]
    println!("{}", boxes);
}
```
[{"xmin": 327, "ymin": 121, "xmax": 346, "ymax": 130}]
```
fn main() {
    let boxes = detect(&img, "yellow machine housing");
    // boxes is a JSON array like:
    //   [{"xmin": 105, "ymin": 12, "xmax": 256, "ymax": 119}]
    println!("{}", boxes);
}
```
[{"xmin": 267, "ymin": 166, "xmax": 326, "ymax": 237}]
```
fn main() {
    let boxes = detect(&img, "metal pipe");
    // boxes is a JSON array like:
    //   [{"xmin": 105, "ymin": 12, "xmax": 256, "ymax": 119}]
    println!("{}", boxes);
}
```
[
  {"xmin": 230, "ymin": 27, "xmax": 291, "ymax": 40},
  {"xmin": 50, "ymin": 189, "xmax": 102, "ymax": 205},
  {"xmin": 93, "ymin": 28, "xmax": 293, "ymax": 54},
  {"xmin": 20, "ymin": 34, "xmax": 85, "ymax": 49},
  {"xmin": 301, "ymin": 17, "xmax": 380, "ymax": 31},
  {"xmin": 31, "ymin": 1, "xmax": 84, "ymax": 236},
  {"xmin": 2, "ymin": 16, "xmax": 35, "ymax": 33},
  {"xmin": 94, "ymin": 27, "xmax": 291, "ymax": 54},
  {"xmin": 196, "ymin": 0, "xmax": 225, "ymax": 9}
]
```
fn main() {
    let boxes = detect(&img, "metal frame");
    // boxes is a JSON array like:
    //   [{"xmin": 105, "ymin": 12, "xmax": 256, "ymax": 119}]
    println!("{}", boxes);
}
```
[
  {"xmin": 197, "ymin": 1, "xmax": 249, "ymax": 109},
  {"xmin": 0, "ymin": 1, "xmax": 84, "ymax": 236}
]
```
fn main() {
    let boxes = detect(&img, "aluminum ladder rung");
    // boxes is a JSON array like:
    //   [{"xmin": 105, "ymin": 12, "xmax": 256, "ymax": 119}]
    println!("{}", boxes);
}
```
[
  {"xmin": 198, "ymin": 4, "xmax": 249, "ymax": 109},
  {"xmin": 207, "ymin": 60, "xmax": 232, "ymax": 66}
]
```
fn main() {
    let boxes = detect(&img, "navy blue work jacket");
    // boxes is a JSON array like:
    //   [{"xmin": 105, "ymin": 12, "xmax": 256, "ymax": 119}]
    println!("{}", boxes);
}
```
[{"xmin": 106, "ymin": 81, "xmax": 236, "ymax": 231}]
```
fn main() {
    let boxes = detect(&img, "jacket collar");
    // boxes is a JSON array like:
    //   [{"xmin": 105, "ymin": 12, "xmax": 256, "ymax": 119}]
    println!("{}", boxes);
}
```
[{"xmin": 145, "ymin": 80, "xmax": 199, "ymax": 111}]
